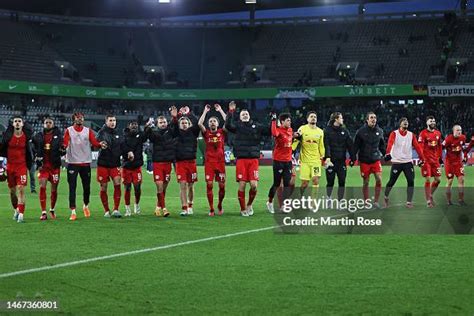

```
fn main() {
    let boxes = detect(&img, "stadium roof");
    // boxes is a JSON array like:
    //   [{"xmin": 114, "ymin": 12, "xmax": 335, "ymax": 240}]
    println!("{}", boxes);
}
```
[{"xmin": 0, "ymin": 0, "xmax": 404, "ymax": 19}]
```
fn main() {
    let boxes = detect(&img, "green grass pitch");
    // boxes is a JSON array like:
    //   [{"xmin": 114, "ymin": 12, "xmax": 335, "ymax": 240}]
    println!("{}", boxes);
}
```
[{"xmin": 0, "ymin": 165, "xmax": 472, "ymax": 314}]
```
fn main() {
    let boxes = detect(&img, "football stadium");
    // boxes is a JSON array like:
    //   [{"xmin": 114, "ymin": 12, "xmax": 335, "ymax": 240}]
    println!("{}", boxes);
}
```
[{"xmin": 0, "ymin": 0, "xmax": 473, "ymax": 314}]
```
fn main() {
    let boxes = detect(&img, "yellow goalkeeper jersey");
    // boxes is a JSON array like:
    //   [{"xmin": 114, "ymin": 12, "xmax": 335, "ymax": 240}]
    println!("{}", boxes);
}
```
[{"xmin": 292, "ymin": 124, "xmax": 325, "ymax": 163}]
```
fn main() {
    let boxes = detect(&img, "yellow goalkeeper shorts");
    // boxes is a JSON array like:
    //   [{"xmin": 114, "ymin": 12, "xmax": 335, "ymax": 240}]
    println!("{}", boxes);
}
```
[{"xmin": 299, "ymin": 162, "xmax": 322, "ymax": 181}]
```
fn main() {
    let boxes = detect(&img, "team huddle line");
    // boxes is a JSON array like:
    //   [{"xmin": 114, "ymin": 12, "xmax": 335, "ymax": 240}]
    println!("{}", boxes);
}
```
[{"xmin": 1, "ymin": 102, "xmax": 472, "ymax": 223}]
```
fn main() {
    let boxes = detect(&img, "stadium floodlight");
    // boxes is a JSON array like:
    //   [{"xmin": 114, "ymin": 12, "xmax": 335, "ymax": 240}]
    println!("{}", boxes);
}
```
[
  {"xmin": 245, "ymin": 0, "xmax": 257, "ymax": 4},
  {"xmin": 158, "ymin": 0, "xmax": 171, "ymax": 3}
]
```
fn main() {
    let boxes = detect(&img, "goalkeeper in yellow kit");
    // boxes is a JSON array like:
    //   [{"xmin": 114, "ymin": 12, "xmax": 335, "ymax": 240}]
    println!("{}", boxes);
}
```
[{"xmin": 292, "ymin": 111, "xmax": 326, "ymax": 194}]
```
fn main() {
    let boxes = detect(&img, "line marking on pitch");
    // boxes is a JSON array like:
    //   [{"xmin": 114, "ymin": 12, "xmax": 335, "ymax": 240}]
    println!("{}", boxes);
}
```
[
  {"xmin": 0, "ymin": 225, "xmax": 279, "ymax": 280},
  {"xmin": 0, "ymin": 205, "xmax": 413, "ymax": 279}
]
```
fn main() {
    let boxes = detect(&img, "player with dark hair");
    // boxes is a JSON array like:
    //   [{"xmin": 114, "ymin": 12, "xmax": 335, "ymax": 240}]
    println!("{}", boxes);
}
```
[
  {"xmin": 324, "ymin": 112, "xmax": 355, "ymax": 202},
  {"xmin": 32, "ymin": 117, "xmax": 64, "ymax": 220},
  {"xmin": 442, "ymin": 125, "xmax": 468, "ymax": 205},
  {"xmin": 354, "ymin": 112, "xmax": 385, "ymax": 207},
  {"xmin": 171, "ymin": 106, "xmax": 200, "ymax": 216},
  {"xmin": 225, "ymin": 101, "xmax": 270, "ymax": 216},
  {"xmin": 383, "ymin": 117, "xmax": 425, "ymax": 208},
  {"xmin": 145, "ymin": 113, "xmax": 177, "ymax": 218},
  {"xmin": 96, "ymin": 114, "xmax": 124, "ymax": 218},
  {"xmin": 63, "ymin": 112, "xmax": 107, "ymax": 221},
  {"xmin": 198, "ymin": 103, "xmax": 227, "ymax": 216},
  {"xmin": 266, "ymin": 112, "xmax": 293, "ymax": 213},
  {"xmin": 292, "ymin": 111, "xmax": 325, "ymax": 196},
  {"xmin": 0, "ymin": 116, "xmax": 33, "ymax": 223},
  {"xmin": 121, "ymin": 120, "xmax": 147, "ymax": 216},
  {"xmin": 418, "ymin": 116, "xmax": 443, "ymax": 208}
]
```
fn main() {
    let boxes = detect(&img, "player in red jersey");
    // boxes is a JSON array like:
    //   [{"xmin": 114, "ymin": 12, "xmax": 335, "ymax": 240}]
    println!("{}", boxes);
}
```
[
  {"xmin": 0, "ymin": 116, "xmax": 33, "ymax": 223},
  {"xmin": 32, "ymin": 117, "xmax": 64, "ymax": 220},
  {"xmin": 442, "ymin": 125, "xmax": 468, "ymax": 205},
  {"xmin": 465, "ymin": 135, "xmax": 474, "ymax": 157},
  {"xmin": 198, "ymin": 103, "xmax": 227, "ymax": 216},
  {"xmin": 266, "ymin": 112, "xmax": 293, "ymax": 214},
  {"xmin": 418, "ymin": 116, "xmax": 443, "ymax": 208}
]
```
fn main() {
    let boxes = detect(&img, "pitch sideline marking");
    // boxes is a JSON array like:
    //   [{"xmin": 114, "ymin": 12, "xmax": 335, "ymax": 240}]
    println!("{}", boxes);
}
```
[
  {"xmin": 0, "ymin": 225, "xmax": 279, "ymax": 279},
  {"xmin": 0, "ymin": 203, "xmax": 420, "ymax": 279}
]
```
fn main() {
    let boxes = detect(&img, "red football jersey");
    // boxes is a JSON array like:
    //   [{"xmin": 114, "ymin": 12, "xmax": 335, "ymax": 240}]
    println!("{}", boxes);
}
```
[
  {"xmin": 443, "ymin": 134, "xmax": 466, "ymax": 164},
  {"xmin": 7, "ymin": 132, "xmax": 27, "ymax": 166},
  {"xmin": 271, "ymin": 120, "xmax": 293, "ymax": 162},
  {"xmin": 43, "ymin": 132, "xmax": 54, "ymax": 169},
  {"xmin": 418, "ymin": 129, "xmax": 442, "ymax": 164},
  {"xmin": 204, "ymin": 128, "xmax": 225, "ymax": 163}
]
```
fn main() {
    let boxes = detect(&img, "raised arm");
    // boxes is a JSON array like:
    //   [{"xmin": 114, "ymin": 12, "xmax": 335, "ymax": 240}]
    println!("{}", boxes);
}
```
[
  {"xmin": 270, "ymin": 114, "xmax": 280, "ymax": 138},
  {"xmin": 224, "ymin": 101, "xmax": 238, "ymax": 133},
  {"xmin": 215, "ymin": 103, "xmax": 227, "ymax": 124},
  {"xmin": 169, "ymin": 106, "xmax": 180, "ymax": 137},
  {"xmin": 198, "ymin": 105, "xmax": 211, "ymax": 134}
]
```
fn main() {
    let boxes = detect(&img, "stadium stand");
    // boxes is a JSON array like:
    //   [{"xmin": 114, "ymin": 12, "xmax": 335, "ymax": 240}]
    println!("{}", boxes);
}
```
[
  {"xmin": 0, "ymin": 14, "xmax": 471, "ymax": 88},
  {"xmin": 0, "ymin": 20, "xmax": 62, "ymax": 82}
]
